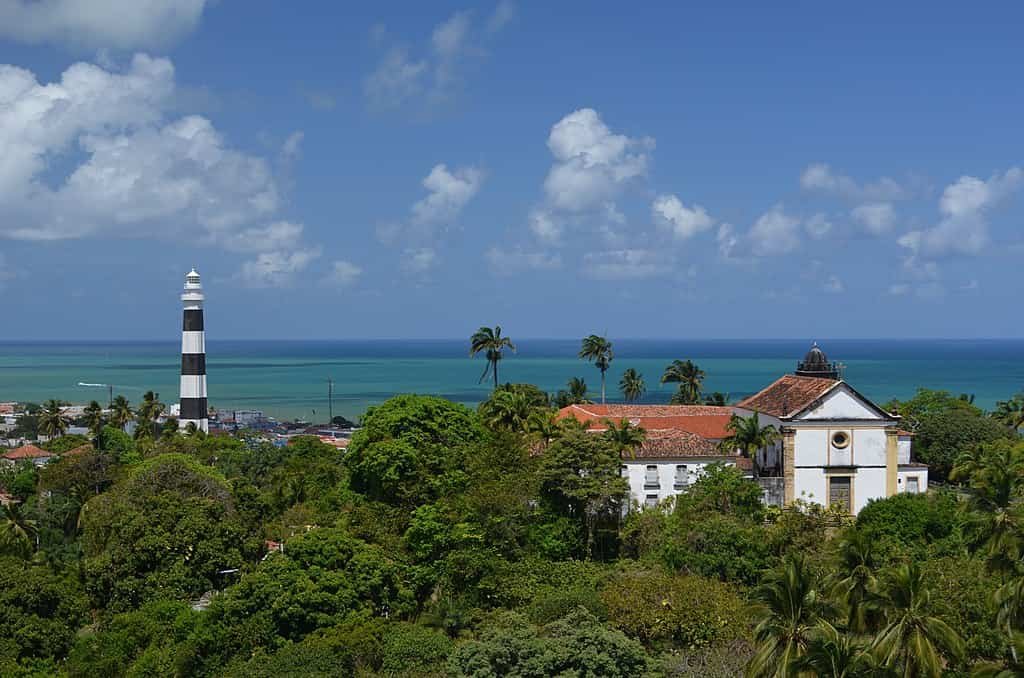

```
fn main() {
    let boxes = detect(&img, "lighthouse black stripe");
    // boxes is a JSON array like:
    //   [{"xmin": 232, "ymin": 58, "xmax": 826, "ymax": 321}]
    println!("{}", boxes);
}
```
[
  {"xmin": 182, "ymin": 309, "xmax": 204, "ymax": 331},
  {"xmin": 180, "ymin": 397, "xmax": 208, "ymax": 420},
  {"xmin": 181, "ymin": 354, "xmax": 206, "ymax": 375}
]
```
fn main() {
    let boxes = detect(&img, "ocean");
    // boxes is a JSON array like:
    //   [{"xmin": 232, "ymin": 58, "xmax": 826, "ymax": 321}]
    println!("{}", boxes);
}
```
[{"xmin": 0, "ymin": 339, "xmax": 1021, "ymax": 422}]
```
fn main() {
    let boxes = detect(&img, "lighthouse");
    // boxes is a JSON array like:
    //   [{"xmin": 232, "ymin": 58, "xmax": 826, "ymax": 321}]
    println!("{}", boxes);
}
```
[{"xmin": 179, "ymin": 268, "xmax": 208, "ymax": 432}]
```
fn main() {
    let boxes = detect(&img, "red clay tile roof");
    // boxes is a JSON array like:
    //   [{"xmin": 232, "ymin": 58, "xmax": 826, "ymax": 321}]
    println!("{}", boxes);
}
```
[
  {"xmin": 734, "ymin": 374, "xmax": 838, "ymax": 418},
  {"xmin": 627, "ymin": 428, "xmax": 727, "ymax": 459},
  {"xmin": 897, "ymin": 430, "xmax": 915, "ymax": 437},
  {"xmin": 557, "ymin": 404, "xmax": 733, "ymax": 439},
  {"xmin": 62, "ymin": 444, "xmax": 93, "ymax": 456},
  {"xmin": 2, "ymin": 444, "xmax": 53, "ymax": 460}
]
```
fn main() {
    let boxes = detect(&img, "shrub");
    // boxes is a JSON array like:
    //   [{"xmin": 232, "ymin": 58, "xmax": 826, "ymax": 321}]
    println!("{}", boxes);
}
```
[
  {"xmin": 660, "ymin": 513, "xmax": 774, "ymax": 585},
  {"xmin": 855, "ymin": 490, "xmax": 962, "ymax": 552},
  {"xmin": 379, "ymin": 622, "xmax": 452, "ymax": 675}
]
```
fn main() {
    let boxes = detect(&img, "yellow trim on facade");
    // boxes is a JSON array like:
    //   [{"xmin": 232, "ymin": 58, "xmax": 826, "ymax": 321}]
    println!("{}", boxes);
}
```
[
  {"xmin": 885, "ymin": 429, "xmax": 898, "ymax": 496},
  {"xmin": 783, "ymin": 428, "xmax": 796, "ymax": 505}
]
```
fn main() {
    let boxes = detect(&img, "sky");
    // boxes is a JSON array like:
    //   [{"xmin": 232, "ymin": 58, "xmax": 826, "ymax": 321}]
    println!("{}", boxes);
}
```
[{"xmin": 0, "ymin": 1, "xmax": 1022, "ymax": 340}]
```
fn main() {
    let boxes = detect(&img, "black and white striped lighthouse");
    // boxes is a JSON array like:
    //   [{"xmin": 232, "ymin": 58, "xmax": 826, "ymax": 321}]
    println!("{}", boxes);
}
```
[{"xmin": 179, "ymin": 268, "xmax": 208, "ymax": 432}]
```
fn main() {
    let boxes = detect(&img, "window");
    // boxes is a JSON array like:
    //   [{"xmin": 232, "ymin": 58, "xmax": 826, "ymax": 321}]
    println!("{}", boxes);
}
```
[
  {"xmin": 907, "ymin": 477, "xmax": 920, "ymax": 494},
  {"xmin": 831, "ymin": 431, "xmax": 850, "ymax": 449},
  {"xmin": 644, "ymin": 465, "xmax": 660, "ymax": 489},
  {"xmin": 828, "ymin": 476, "xmax": 852, "ymax": 513},
  {"xmin": 674, "ymin": 464, "xmax": 689, "ymax": 489},
  {"xmin": 644, "ymin": 494, "xmax": 659, "ymax": 509},
  {"xmin": 620, "ymin": 465, "xmax": 628, "ymax": 478}
]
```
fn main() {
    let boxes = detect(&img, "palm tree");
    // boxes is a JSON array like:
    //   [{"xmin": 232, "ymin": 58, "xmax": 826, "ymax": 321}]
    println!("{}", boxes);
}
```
[
  {"xmin": 110, "ymin": 395, "xmax": 133, "ymax": 431},
  {"xmin": 748, "ymin": 553, "xmax": 832, "ymax": 678},
  {"xmin": 721, "ymin": 413, "xmax": 779, "ymax": 463},
  {"xmin": 704, "ymin": 391, "xmax": 728, "ymax": 406},
  {"xmin": 526, "ymin": 410, "xmax": 560, "ymax": 444},
  {"xmin": 554, "ymin": 377, "xmax": 591, "ymax": 408},
  {"xmin": 83, "ymin": 400, "xmax": 104, "ymax": 439},
  {"xmin": 161, "ymin": 417, "xmax": 180, "ymax": 438},
  {"xmin": 578, "ymin": 335, "xmax": 614, "ymax": 404},
  {"xmin": 480, "ymin": 389, "xmax": 535, "ymax": 432},
  {"xmin": 951, "ymin": 441, "xmax": 1024, "ymax": 573},
  {"xmin": 828, "ymin": 529, "xmax": 882, "ymax": 634},
  {"xmin": 619, "ymin": 368, "xmax": 645, "ymax": 403},
  {"xmin": 789, "ymin": 621, "xmax": 876, "ymax": 678},
  {"xmin": 661, "ymin": 359, "xmax": 705, "ymax": 405},
  {"xmin": 993, "ymin": 394, "xmax": 1024, "ymax": 432},
  {"xmin": 134, "ymin": 391, "xmax": 165, "ymax": 439},
  {"xmin": 972, "ymin": 631, "xmax": 1024, "ymax": 677},
  {"xmin": 469, "ymin": 326, "xmax": 516, "ymax": 389},
  {"xmin": 38, "ymin": 399, "xmax": 69, "ymax": 439},
  {"xmin": 602, "ymin": 418, "xmax": 646, "ymax": 459},
  {"xmin": 869, "ymin": 563, "xmax": 965, "ymax": 678},
  {"xmin": 1, "ymin": 503, "xmax": 39, "ymax": 557}
]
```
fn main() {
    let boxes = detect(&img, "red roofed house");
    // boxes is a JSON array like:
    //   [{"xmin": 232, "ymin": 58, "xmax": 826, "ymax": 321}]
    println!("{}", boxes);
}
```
[
  {"xmin": 734, "ymin": 342, "xmax": 927, "ymax": 514},
  {"xmin": 2, "ymin": 444, "xmax": 55, "ymax": 467},
  {"xmin": 556, "ymin": 403, "xmax": 743, "ymax": 510}
]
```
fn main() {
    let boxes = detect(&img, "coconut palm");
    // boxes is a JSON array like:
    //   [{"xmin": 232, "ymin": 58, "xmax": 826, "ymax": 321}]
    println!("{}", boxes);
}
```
[
  {"xmin": 951, "ymin": 441, "xmax": 1024, "ymax": 573},
  {"xmin": 869, "ymin": 562, "xmax": 965, "ymax": 678},
  {"xmin": 578, "ymin": 335, "xmax": 614, "ymax": 404},
  {"xmin": 83, "ymin": 400, "xmax": 104, "ymax": 439},
  {"xmin": 469, "ymin": 326, "xmax": 516, "ymax": 389},
  {"xmin": 993, "ymin": 394, "xmax": 1024, "ymax": 432},
  {"xmin": 748, "ymin": 553, "xmax": 832, "ymax": 678},
  {"xmin": 1, "ymin": 503, "xmax": 39, "ymax": 557},
  {"xmin": 161, "ymin": 417, "xmax": 180, "ymax": 438},
  {"xmin": 828, "ymin": 529, "xmax": 882, "ymax": 634},
  {"xmin": 602, "ymin": 418, "xmax": 646, "ymax": 459},
  {"xmin": 721, "ymin": 413, "xmax": 779, "ymax": 460},
  {"xmin": 789, "ymin": 621, "xmax": 877, "ymax": 678},
  {"xmin": 619, "ymin": 368, "xmax": 645, "ymax": 403},
  {"xmin": 972, "ymin": 631, "xmax": 1024, "ymax": 678},
  {"xmin": 661, "ymin": 359, "xmax": 705, "ymax": 405},
  {"xmin": 526, "ymin": 410, "xmax": 560, "ymax": 444},
  {"xmin": 110, "ymin": 395, "xmax": 133, "ymax": 431},
  {"xmin": 704, "ymin": 391, "xmax": 729, "ymax": 406},
  {"xmin": 38, "ymin": 399, "xmax": 69, "ymax": 439},
  {"xmin": 134, "ymin": 391, "xmax": 165, "ymax": 440},
  {"xmin": 554, "ymin": 377, "xmax": 591, "ymax": 408},
  {"xmin": 479, "ymin": 388, "xmax": 535, "ymax": 432}
]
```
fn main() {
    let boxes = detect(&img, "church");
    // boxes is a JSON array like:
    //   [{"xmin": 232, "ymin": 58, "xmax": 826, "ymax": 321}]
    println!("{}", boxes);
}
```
[{"xmin": 556, "ymin": 342, "xmax": 928, "ymax": 515}]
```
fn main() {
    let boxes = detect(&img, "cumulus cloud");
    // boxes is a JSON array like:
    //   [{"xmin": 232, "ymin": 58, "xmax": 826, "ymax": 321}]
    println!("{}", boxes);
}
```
[
  {"xmin": 717, "ymin": 223, "xmax": 738, "ymax": 259},
  {"xmin": 748, "ymin": 205, "xmax": 802, "ymax": 256},
  {"xmin": 851, "ymin": 202, "xmax": 896, "ymax": 235},
  {"xmin": 325, "ymin": 260, "xmax": 363, "ymax": 287},
  {"xmin": 582, "ymin": 249, "xmax": 672, "ymax": 280},
  {"xmin": 804, "ymin": 213, "xmax": 833, "ymax": 239},
  {"xmin": 0, "ymin": 0, "xmax": 208, "ymax": 51},
  {"xmin": 0, "ymin": 54, "xmax": 280, "ymax": 242},
  {"xmin": 484, "ymin": 246, "xmax": 561, "ymax": 276},
  {"xmin": 365, "ymin": 3, "xmax": 513, "ymax": 110},
  {"xmin": 900, "ymin": 168, "xmax": 1022, "ymax": 258},
  {"xmin": 411, "ymin": 163, "xmax": 485, "ymax": 227},
  {"xmin": 238, "ymin": 248, "xmax": 321, "ymax": 288},
  {"xmin": 543, "ymin": 108, "xmax": 652, "ymax": 213},
  {"xmin": 800, "ymin": 163, "xmax": 908, "ymax": 202},
  {"xmin": 528, "ymin": 209, "xmax": 562, "ymax": 244},
  {"xmin": 402, "ymin": 247, "xmax": 438, "ymax": 274},
  {"xmin": 217, "ymin": 221, "xmax": 304, "ymax": 254},
  {"xmin": 652, "ymin": 194, "xmax": 713, "ymax": 240}
]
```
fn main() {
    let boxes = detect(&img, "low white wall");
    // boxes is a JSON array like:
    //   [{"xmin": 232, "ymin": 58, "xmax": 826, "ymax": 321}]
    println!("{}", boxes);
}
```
[{"xmin": 623, "ymin": 460, "xmax": 732, "ymax": 508}]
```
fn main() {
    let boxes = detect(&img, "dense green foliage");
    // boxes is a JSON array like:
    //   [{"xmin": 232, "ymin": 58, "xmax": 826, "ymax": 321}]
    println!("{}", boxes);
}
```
[{"xmin": 0, "ymin": 383, "xmax": 1021, "ymax": 676}]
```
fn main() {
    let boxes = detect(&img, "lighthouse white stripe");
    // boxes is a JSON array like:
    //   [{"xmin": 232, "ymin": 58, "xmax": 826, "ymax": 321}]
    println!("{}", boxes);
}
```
[
  {"xmin": 179, "ymin": 375, "xmax": 207, "ymax": 398},
  {"xmin": 181, "ymin": 331, "xmax": 205, "ymax": 354}
]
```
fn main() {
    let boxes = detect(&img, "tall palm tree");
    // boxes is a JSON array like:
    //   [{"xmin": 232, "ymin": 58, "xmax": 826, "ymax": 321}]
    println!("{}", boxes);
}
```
[
  {"xmin": 1, "ymin": 503, "xmax": 39, "ymax": 557},
  {"xmin": 951, "ymin": 441, "xmax": 1024, "ymax": 573},
  {"xmin": 828, "ymin": 529, "xmax": 882, "ymax": 634},
  {"xmin": 480, "ymin": 389, "xmax": 534, "ymax": 432},
  {"xmin": 83, "ymin": 400, "xmax": 104, "ymax": 440},
  {"xmin": 602, "ymin": 418, "xmax": 646, "ymax": 459},
  {"xmin": 661, "ymin": 359, "xmax": 705, "ymax": 405},
  {"xmin": 619, "ymin": 368, "xmax": 645, "ymax": 403},
  {"xmin": 748, "ymin": 554, "xmax": 831, "ymax": 678},
  {"xmin": 789, "ymin": 621, "xmax": 876, "ymax": 678},
  {"xmin": 869, "ymin": 563, "xmax": 965, "ymax": 678},
  {"xmin": 526, "ymin": 410, "xmax": 560, "ymax": 444},
  {"xmin": 110, "ymin": 395, "xmax": 133, "ymax": 431},
  {"xmin": 721, "ymin": 413, "xmax": 779, "ymax": 460},
  {"xmin": 134, "ymin": 391, "xmax": 164, "ymax": 439},
  {"xmin": 38, "ymin": 399, "xmax": 69, "ymax": 439},
  {"xmin": 554, "ymin": 377, "xmax": 591, "ymax": 408},
  {"xmin": 578, "ymin": 335, "xmax": 613, "ymax": 404},
  {"xmin": 469, "ymin": 326, "xmax": 516, "ymax": 389},
  {"xmin": 993, "ymin": 394, "xmax": 1024, "ymax": 432}
]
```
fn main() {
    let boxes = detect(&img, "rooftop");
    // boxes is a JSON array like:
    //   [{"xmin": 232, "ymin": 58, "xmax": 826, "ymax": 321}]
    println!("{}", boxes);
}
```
[
  {"xmin": 556, "ymin": 403, "xmax": 733, "ymax": 439},
  {"xmin": 3, "ymin": 444, "xmax": 53, "ymax": 460},
  {"xmin": 734, "ymin": 374, "xmax": 839, "ymax": 418}
]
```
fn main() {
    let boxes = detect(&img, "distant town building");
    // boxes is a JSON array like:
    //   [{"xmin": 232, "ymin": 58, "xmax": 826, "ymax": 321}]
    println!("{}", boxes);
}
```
[
  {"xmin": 2, "ymin": 444, "xmax": 54, "ymax": 467},
  {"xmin": 179, "ymin": 269, "xmax": 209, "ymax": 433}
]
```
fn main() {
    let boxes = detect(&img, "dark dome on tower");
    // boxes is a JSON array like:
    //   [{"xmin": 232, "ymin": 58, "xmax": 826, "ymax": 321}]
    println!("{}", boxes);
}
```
[{"xmin": 796, "ymin": 341, "xmax": 839, "ymax": 379}]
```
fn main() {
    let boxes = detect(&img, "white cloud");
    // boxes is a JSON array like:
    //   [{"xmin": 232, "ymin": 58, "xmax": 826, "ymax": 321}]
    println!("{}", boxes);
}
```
[
  {"xmin": 0, "ymin": 0, "xmax": 208, "ymax": 50},
  {"xmin": 411, "ymin": 163, "xmax": 484, "ymax": 227},
  {"xmin": 543, "ymin": 108, "xmax": 652, "ymax": 212},
  {"xmin": 484, "ymin": 247, "xmax": 561, "ymax": 275},
  {"xmin": 281, "ymin": 131, "xmax": 304, "ymax": 160},
  {"xmin": 804, "ymin": 213, "xmax": 833, "ymax": 239},
  {"xmin": 238, "ymin": 248, "xmax": 321, "ymax": 288},
  {"xmin": 888, "ymin": 283, "xmax": 910, "ymax": 296},
  {"xmin": 402, "ymin": 247, "xmax": 437, "ymax": 274},
  {"xmin": 716, "ymin": 223, "xmax": 739, "ymax": 259},
  {"xmin": 486, "ymin": 0, "xmax": 516, "ymax": 32},
  {"xmin": 582, "ymin": 249, "xmax": 672, "ymax": 280},
  {"xmin": 325, "ymin": 260, "xmax": 363, "ymax": 287},
  {"xmin": 432, "ymin": 11, "xmax": 473, "ymax": 59},
  {"xmin": 364, "ymin": 48, "xmax": 429, "ymax": 109},
  {"xmin": 800, "ymin": 163, "xmax": 908, "ymax": 201},
  {"xmin": 218, "ymin": 221, "xmax": 304, "ymax": 254},
  {"xmin": 851, "ymin": 202, "xmax": 896, "ymax": 235},
  {"xmin": 528, "ymin": 209, "xmax": 562, "ymax": 244},
  {"xmin": 823, "ymin": 275, "xmax": 844, "ymax": 293},
  {"xmin": 0, "ymin": 55, "xmax": 281, "ymax": 242},
  {"xmin": 900, "ymin": 168, "xmax": 1022, "ymax": 258},
  {"xmin": 652, "ymin": 194, "xmax": 713, "ymax": 240},
  {"xmin": 748, "ymin": 205, "xmax": 802, "ymax": 256}
]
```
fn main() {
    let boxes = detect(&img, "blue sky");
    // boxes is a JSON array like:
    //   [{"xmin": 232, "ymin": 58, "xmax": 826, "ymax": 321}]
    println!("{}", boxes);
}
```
[{"xmin": 1, "ymin": 1, "xmax": 1022, "ymax": 340}]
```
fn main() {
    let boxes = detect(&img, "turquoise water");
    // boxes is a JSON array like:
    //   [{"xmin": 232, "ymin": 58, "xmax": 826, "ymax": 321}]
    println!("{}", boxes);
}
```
[{"xmin": 0, "ymin": 339, "xmax": 1021, "ymax": 421}]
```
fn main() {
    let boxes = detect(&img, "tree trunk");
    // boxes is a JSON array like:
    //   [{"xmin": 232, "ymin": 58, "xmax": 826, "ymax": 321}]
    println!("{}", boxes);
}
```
[
  {"xmin": 492, "ymin": 361, "xmax": 498, "ymax": 390},
  {"xmin": 601, "ymin": 370, "xmax": 606, "ymax": 404}
]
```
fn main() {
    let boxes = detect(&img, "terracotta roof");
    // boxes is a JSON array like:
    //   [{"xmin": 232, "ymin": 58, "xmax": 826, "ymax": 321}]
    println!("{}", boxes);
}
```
[
  {"xmin": 62, "ymin": 444, "xmax": 93, "ymax": 456},
  {"xmin": 734, "ymin": 374, "xmax": 838, "ymax": 418},
  {"xmin": 2, "ymin": 444, "xmax": 53, "ymax": 460},
  {"xmin": 897, "ymin": 430, "xmax": 915, "ymax": 437},
  {"xmin": 557, "ymin": 404, "xmax": 733, "ymax": 439},
  {"xmin": 626, "ymin": 428, "xmax": 731, "ymax": 459}
]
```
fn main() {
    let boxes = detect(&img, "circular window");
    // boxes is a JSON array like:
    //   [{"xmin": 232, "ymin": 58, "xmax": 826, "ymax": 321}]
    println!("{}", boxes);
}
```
[{"xmin": 832, "ymin": 431, "xmax": 850, "ymax": 449}]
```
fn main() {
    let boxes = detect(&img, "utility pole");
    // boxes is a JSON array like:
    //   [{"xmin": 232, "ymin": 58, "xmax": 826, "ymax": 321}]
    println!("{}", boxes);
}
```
[{"xmin": 327, "ymin": 377, "xmax": 334, "ymax": 425}]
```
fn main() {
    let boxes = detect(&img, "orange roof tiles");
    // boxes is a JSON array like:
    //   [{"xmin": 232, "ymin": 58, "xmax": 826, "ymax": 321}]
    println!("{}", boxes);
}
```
[
  {"xmin": 2, "ymin": 444, "xmax": 53, "ymax": 460},
  {"xmin": 628, "ymin": 428, "xmax": 724, "ymax": 459},
  {"xmin": 557, "ymin": 404, "xmax": 733, "ymax": 439},
  {"xmin": 734, "ymin": 374, "xmax": 838, "ymax": 418}
]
